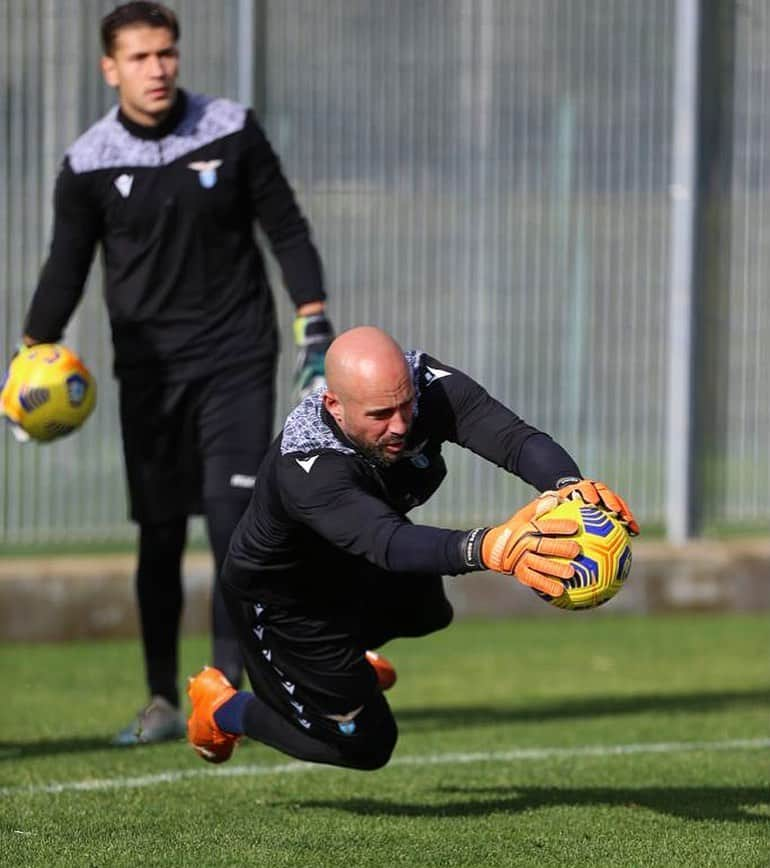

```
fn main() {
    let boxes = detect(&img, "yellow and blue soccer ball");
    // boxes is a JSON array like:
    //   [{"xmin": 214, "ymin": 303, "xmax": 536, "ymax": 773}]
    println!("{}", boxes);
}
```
[
  {"xmin": 0, "ymin": 344, "xmax": 96, "ymax": 442},
  {"xmin": 535, "ymin": 498, "xmax": 633, "ymax": 610}
]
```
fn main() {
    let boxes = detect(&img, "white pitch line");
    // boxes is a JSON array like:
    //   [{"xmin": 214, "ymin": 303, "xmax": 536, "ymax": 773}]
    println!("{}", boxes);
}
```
[{"xmin": 1, "ymin": 737, "xmax": 767, "ymax": 799}]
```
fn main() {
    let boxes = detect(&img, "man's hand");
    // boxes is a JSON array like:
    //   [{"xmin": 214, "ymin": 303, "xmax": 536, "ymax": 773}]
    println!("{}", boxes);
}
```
[
  {"xmin": 0, "ymin": 345, "xmax": 30, "ymax": 442},
  {"xmin": 292, "ymin": 312, "xmax": 334, "ymax": 404},
  {"xmin": 480, "ymin": 497, "xmax": 581, "ymax": 597},
  {"xmin": 555, "ymin": 477, "xmax": 640, "ymax": 535}
]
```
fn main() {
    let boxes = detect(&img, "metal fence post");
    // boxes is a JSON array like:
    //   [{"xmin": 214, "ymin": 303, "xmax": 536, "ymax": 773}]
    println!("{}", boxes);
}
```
[
  {"xmin": 667, "ymin": 0, "xmax": 736, "ymax": 542},
  {"xmin": 666, "ymin": 0, "xmax": 700, "ymax": 543}
]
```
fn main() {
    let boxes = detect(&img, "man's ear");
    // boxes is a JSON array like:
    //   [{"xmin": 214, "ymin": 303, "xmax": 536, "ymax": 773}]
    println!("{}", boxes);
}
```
[
  {"xmin": 323, "ymin": 391, "xmax": 343, "ymax": 425},
  {"xmin": 101, "ymin": 55, "xmax": 119, "ymax": 88}
]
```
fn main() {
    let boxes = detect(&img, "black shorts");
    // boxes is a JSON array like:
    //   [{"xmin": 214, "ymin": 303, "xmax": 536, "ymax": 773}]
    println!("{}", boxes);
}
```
[
  {"xmin": 221, "ymin": 556, "xmax": 453, "ymax": 741},
  {"xmin": 119, "ymin": 361, "xmax": 275, "ymax": 523}
]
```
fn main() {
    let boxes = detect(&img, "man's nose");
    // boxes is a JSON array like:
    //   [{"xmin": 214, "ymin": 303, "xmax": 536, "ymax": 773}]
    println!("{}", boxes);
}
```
[
  {"xmin": 389, "ymin": 410, "xmax": 409, "ymax": 435},
  {"xmin": 148, "ymin": 55, "xmax": 166, "ymax": 76}
]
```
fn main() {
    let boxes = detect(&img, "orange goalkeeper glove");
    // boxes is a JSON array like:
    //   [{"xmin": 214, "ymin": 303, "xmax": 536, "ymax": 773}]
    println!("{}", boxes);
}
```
[
  {"xmin": 554, "ymin": 477, "xmax": 640, "ymax": 535},
  {"xmin": 477, "ymin": 497, "xmax": 580, "ymax": 597}
]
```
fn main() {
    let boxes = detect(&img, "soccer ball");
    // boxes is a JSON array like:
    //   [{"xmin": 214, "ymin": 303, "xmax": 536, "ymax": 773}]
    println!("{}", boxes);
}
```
[
  {"xmin": 0, "ymin": 343, "xmax": 97, "ymax": 442},
  {"xmin": 535, "ymin": 498, "xmax": 633, "ymax": 610}
]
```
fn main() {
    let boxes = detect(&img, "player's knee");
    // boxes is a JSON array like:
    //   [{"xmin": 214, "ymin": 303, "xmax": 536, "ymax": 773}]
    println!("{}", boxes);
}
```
[
  {"xmin": 431, "ymin": 597, "xmax": 454, "ymax": 632},
  {"xmin": 409, "ymin": 576, "xmax": 454, "ymax": 636},
  {"xmin": 341, "ymin": 716, "xmax": 397, "ymax": 771},
  {"xmin": 354, "ymin": 745, "xmax": 394, "ymax": 771},
  {"xmin": 401, "ymin": 597, "xmax": 454, "ymax": 638}
]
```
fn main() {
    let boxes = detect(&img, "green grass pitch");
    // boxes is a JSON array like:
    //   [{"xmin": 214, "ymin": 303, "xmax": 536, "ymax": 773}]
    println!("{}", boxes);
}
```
[{"xmin": 1, "ymin": 611, "xmax": 768, "ymax": 866}]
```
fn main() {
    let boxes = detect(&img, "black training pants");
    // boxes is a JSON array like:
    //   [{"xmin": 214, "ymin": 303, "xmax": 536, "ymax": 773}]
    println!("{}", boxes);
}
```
[
  {"xmin": 220, "ymin": 556, "xmax": 453, "ymax": 770},
  {"xmin": 122, "ymin": 362, "xmax": 276, "ymax": 702}
]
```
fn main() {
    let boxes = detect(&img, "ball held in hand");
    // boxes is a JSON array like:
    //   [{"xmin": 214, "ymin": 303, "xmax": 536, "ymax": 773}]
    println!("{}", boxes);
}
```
[
  {"xmin": 533, "ymin": 498, "xmax": 633, "ymax": 610},
  {"xmin": 0, "ymin": 343, "xmax": 97, "ymax": 442}
]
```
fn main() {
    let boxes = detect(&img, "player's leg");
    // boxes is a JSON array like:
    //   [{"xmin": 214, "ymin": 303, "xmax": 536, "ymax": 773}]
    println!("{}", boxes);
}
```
[
  {"xmin": 113, "ymin": 379, "xmax": 196, "ymax": 745},
  {"xmin": 135, "ymin": 517, "xmax": 187, "ymax": 706},
  {"xmin": 203, "ymin": 496, "xmax": 249, "ymax": 687},
  {"xmin": 353, "ymin": 563, "xmax": 454, "ymax": 649},
  {"xmin": 199, "ymin": 360, "xmax": 276, "ymax": 690},
  {"xmin": 188, "ymin": 561, "xmax": 398, "ymax": 771},
  {"xmin": 189, "ymin": 664, "xmax": 396, "ymax": 770}
]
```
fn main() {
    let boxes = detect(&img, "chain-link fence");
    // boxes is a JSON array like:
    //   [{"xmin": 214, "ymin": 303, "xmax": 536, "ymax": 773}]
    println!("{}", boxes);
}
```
[{"xmin": 1, "ymin": 0, "xmax": 767, "ymax": 547}]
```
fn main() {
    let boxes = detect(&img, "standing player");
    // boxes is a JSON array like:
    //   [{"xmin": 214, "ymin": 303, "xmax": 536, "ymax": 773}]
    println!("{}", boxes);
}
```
[
  {"xmin": 15, "ymin": 1, "xmax": 333, "ymax": 745},
  {"xmin": 187, "ymin": 326, "xmax": 639, "ymax": 770}
]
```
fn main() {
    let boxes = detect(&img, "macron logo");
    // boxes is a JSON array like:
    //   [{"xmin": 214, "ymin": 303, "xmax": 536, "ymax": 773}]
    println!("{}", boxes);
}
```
[
  {"xmin": 296, "ymin": 456, "xmax": 319, "ymax": 473},
  {"xmin": 425, "ymin": 365, "xmax": 452, "ymax": 385},
  {"xmin": 114, "ymin": 174, "xmax": 133, "ymax": 198}
]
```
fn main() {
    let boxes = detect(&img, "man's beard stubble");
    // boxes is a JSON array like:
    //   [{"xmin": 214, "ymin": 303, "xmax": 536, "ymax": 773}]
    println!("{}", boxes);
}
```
[{"xmin": 349, "ymin": 433, "xmax": 408, "ymax": 466}]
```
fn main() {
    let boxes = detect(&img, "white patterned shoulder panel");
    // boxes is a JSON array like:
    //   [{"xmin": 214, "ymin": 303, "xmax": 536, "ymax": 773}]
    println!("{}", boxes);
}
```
[{"xmin": 66, "ymin": 93, "xmax": 247, "ymax": 173}]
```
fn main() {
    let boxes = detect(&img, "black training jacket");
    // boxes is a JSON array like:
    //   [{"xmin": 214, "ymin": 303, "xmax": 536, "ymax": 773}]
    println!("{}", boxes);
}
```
[
  {"xmin": 24, "ymin": 90, "xmax": 325, "ymax": 382},
  {"xmin": 227, "ymin": 352, "xmax": 582, "ymax": 583}
]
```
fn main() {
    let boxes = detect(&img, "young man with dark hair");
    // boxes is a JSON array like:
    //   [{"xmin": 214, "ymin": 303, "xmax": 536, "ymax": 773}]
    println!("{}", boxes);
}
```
[
  {"xmin": 187, "ymin": 326, "xmax": 639, "ymax": 771},
  {"xmin": 18, "ymin": 1, "xmax": 334, "ymax": 745}
]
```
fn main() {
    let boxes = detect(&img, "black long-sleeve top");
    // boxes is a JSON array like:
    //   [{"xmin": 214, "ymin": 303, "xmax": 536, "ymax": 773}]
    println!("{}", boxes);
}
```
[
  {"xmin": 24, "ymin": 90, "xmax": 325, "ymax": 382},
  {"xmin": 227, "ymin": 351, "xmax": 582, "ymax": 583}
]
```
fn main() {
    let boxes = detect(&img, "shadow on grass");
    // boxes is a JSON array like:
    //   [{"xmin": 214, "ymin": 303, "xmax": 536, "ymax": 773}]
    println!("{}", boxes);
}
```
[
  {"xmin": 299, "ymin": 785, "xmax": 770, "ymax": 823},
  {"xmin": 394, "ymin": 687, "xmax": 770, "ymax": 731},
  {"xmin": 0, "ymin": 735, "xmax": 185, "ymax": 761},
  {"xmin": 2, "ymin": 687, "xmax": 767, "ymax": 761}
]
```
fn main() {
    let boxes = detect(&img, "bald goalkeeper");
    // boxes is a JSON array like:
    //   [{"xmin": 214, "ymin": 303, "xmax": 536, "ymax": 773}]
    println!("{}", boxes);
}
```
[{"xmin": 186, "ymin": 327, "xmax": 639, "ymax": 770}]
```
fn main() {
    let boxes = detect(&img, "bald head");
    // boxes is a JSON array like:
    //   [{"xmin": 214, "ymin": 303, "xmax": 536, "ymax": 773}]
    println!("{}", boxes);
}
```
[
  {"xmin": 325, "ymin": 327, "xmax": 408, "ymax": 399},
  {"xmin": 323, "ymin": 327, "xmax": 415, "ymax": 463}
]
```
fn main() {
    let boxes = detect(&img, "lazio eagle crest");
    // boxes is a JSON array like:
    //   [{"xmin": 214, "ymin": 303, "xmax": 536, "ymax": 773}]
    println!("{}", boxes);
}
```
[{"xmin": 187, "ymin": 159, "xmax": 223, "ymax": 188}]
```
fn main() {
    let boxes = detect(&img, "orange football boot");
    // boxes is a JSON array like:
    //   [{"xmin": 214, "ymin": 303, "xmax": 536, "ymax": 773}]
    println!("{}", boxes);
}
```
[
  {"xmin": 365, "ymin": 650, "xmax": 397, "ymax": 691},
  {"xmin": 187, "ymin": 666, "xmax": 241, "ymax": 764}
]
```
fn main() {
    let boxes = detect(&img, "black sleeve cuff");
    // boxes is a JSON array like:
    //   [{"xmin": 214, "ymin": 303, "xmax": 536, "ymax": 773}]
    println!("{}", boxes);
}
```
[
  {"xmin": 555, "ymin": 476, "xmax": 582, "ymax": 489},
  {"xmin": 459, "ymin": 527, "xmax": 489, "ymax": 570}
]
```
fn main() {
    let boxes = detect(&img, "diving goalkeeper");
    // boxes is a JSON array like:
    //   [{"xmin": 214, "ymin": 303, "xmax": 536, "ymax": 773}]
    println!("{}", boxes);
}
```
[{"xmin": 187, "ymin": 326, "xmax": 639, "ymax": 770}]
